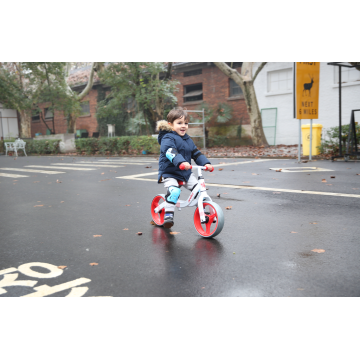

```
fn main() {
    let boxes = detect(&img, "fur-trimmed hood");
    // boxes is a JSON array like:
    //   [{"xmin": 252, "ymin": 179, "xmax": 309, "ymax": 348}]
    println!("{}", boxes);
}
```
[{"xmin": 156, "ymin": 120, "xmax": 172, "ymax": 132}]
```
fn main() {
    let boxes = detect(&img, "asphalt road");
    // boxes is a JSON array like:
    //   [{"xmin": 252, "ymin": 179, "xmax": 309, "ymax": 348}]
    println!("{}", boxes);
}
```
[{"xmin": 1, "ymin": 154, "xmax": 360, "ymax": 297}]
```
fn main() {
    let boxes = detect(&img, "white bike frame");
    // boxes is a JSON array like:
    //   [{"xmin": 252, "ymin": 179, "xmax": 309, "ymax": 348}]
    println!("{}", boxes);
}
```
[{"xmin": 154, "ymin": 166, "xmax": 212, "ymax": 224}]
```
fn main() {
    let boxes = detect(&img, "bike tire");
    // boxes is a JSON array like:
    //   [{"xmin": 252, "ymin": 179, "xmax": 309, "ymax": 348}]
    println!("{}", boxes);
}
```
[
  {"xmin": 151, "ymin": 194, "xmax": 166, "ymax": 226},
  {"xmin": 193, "ymin": 201, "xmax": 224, "ymax": 238}
]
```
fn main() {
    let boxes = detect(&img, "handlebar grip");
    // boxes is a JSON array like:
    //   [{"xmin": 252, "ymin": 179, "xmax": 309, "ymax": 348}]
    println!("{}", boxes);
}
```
[
  {"xmin": 179, "ymin": 163, "xmax": 192, "ymax": 170},
  {"xmin": 205, "ymin": 165, "xmax": 214, "ymax": 172}
]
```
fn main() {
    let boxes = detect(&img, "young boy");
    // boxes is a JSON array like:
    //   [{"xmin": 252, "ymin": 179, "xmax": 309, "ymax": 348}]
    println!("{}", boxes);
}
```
[{"xmin": 156, "ymin": 107, "xmax": 214, "ymax": 228}]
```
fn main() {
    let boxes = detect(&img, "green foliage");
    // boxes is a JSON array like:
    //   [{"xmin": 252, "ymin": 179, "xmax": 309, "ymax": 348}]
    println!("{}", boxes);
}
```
[
  {"xmin": 1, "ymin": 139, "xmax": 60, "ymax": 155},
  {"xmin": 75, "ymin": 136, "xmax": 160, "ymax": 155},
  {"xmin": 207, "ymin": 135, "xmax": 229, "ymax": 147},
  {"xmin": 96, "ymin": 86, "xmax": 130, "ymax": 137},
  {"xmin": 318, "ymin": 123, "xmax": 360, "ymax": 155},
  {"xmin": 97, "ymin": 62, "xmax": 179, "ymax": 132},
  {"xmin": 196, "ymin": 102, "xmax": 233, "ymax": 124}
]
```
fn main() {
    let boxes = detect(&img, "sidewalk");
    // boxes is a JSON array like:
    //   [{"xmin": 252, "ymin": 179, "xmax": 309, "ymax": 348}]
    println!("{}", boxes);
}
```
[{"xmin": 203, "ymin": 145, "xmax": 332, "ymax": 160}]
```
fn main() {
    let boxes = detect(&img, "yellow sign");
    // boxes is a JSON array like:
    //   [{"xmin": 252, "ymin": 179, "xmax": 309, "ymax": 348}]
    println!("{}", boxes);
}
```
[{"xmin": 295, "ymin": 62, "xmax": 320, "ymax": 119}]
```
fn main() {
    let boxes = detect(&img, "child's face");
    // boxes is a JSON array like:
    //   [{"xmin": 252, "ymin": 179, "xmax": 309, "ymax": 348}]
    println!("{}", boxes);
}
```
[{"xmin": 168, "ymin": 116, "xmax": 189, "ymax": 137}]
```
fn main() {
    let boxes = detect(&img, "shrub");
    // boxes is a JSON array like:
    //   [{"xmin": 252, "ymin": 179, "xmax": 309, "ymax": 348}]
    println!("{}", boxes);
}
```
[
  {"xmin": 74, "ymin": 136, "xmax": 160, "ymax": 155},
  {"xmin": 317, "ymin": 123, "xmax": 360, "ymax": 156},
  {"xmin": 2, "ymin": 139, "xmax": 60, "ymax": 155}
]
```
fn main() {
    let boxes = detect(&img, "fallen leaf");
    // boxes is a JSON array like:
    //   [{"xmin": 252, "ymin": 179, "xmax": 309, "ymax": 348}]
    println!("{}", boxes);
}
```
[
  {"xmin": 352, "ymin": 188, "xmax": 359, "ymax": 190},
  {"xmin": 137, "ymin": 232, "xmax": 143, "ymax": 235},
  {"xmin": 125, "ymin": 204, "xmax": 131, "ymax": 206},
  {"xmin": 58, "ymin": 265, "xmax": 67, "ymax": 269},
  {"xmin": 100, "ymin": 179, "xmax": 111, "ymax": 181},
  {"xmin": 170, "ymin": 232, "xmax": 180, "ymax": 235},
  {"xmin": 225, "ymin": 206, "xmax": 232, "ymax": 210},
  {"xmin": 290, "ymin": 231, "xmax": 297, "ymax": 233},
  {"xmin": 123, "ymin": 228, "xmax": 129, "ymax": 230},
  {"xmin": 145, "ymin": 166, "xmax": 152, "ymax": 168},
  {"xmin": 297, "ymin": 288, "xmax": 304, "ymax": 291},
  {"xmin": 218, "ymin": 168, "xmax": 223, "ymax": 171},
  {"xmin": 101, "ymin": 172, "xmax": 105, "ymax": 175},
  {"xmin": 150, "ymin": 220, "xmax": 156, "ymax": 225},
  {"xmin": 90, "ymin": 263, "xmax": 98, "ymax": 266},
  {"xmin": 216, "ymin": 194, "xmax": 220, "ymax": 197},
  {"xmin": 276, "ymin": 169, "xmax": 282, "ymax": 172},
  {"xmin": 331, "ymin": 176, "xmax": 335, "ymax": 178},
  {"xmin": 273, "ymin": 192, "xmax": 281, "ymax": 194},
  {"xmin": 310, "ymin": 222, "xmax": 317, "ymax": 224},
  {"xmin": 302, "ymin": 160, "xmax": 308, "ymax": 163},
  {"xmin": 252, "ymin": 173, "xmax": 259, "ymax": 175},
  {"xmin": 219, "ymin": 162, "xmax": 226, "ymax": 164},
  {"xmin": 60, "ymin": 201, "xmax": 64, "ymax": 203},
  {"xmin": 326, "ymin": 184, "xmax": 333, "ymax": 186},
  {"xmin": 56, "ymin": 179, "xmax": 62, "ymax": 183},
  {"xmin": 93, "ymin": 235, "xmax": 102, "ymax": 237},
  {"xmin": 223, "ymin": 193, "xmax": 228, "ymax": 194},
  {"xmin": 242, "ymin": 181, "xmax": 250, "ymax": 183},
  {"xmin": 321, "ymin": 179, "xmax": 327, "ymax": 183},
  {"xmin": 311, "ymin": 249, "xmax": 325, "ymax": 253},
  {"xmin": 34, "ymin": 205, "xmax": 44, "ymax": 207}
]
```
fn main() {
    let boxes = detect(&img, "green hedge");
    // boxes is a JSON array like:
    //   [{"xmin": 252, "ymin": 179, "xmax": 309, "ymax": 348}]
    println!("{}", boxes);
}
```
[
  {"xmin": 75, "ymin": 136, "xmax": 160, "ymax": 155},
  {"xmin": 1, "ymin": 139, "xmax": 61, "ymax": 155}
]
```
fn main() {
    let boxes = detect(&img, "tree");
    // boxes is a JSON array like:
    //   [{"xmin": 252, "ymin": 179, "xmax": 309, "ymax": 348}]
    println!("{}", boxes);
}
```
[
  {"xmin": 214, "ymin": 62, "xmax": 268, "ymax": 146},
  {"xmin": 0, "ymin": 62, "xmax": 102, "ymax": 137},
  {"xmin": 350, "ymin": 62, "xmax": 360, "ymax": 71},
  {"xmin": 97, "ymin": 62, "xmax": 178, "ymax": 133}
]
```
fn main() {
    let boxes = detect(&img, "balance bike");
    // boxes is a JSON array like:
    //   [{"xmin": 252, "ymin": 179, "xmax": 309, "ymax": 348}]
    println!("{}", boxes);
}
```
[{"xmin": 151, "ymin": 164, "xmax": 224, "ymax": 238}]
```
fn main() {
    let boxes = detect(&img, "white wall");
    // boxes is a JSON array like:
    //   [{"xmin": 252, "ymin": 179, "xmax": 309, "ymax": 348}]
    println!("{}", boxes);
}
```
[
  {"xmin": 0, "ymin": 103, "xmax": 19, "ymax": 138},
  {"xmin": 253, "ymin": 62, "xmax": 360, "ymax": 145}
]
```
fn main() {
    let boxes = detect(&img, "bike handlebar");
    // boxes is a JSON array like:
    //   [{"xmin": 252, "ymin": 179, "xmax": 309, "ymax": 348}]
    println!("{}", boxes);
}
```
[{"xmin": 179, "ymin": 164, "xmax": 214, "ymax": 172}]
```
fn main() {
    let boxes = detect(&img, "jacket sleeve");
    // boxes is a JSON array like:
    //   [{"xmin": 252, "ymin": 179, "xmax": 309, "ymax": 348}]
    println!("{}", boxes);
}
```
[
  {"xmin": 191, "ymin": 142, "xmax": 211, "ymax": 166},
  {"xmin": 160, "ymin": 135, "xmax": 187, "ymax": 167}
]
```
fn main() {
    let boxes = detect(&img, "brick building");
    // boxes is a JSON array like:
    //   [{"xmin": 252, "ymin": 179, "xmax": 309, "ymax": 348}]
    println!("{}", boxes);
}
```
[
  {"xmin": 30, "ymin": 63, "xmax": 251, "ymax": 144},
  {"xmin": 172, "ymin": 62, "xmax": 251, "ymax": 144}
]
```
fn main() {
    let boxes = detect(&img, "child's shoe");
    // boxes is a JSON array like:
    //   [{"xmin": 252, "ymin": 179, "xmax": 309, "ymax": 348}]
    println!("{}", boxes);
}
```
[{"xmin": 163, "ymin": 211, "xmax": 174, "ymax": 228}]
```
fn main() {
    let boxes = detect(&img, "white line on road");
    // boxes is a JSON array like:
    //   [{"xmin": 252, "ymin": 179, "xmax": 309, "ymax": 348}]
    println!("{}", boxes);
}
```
[
  {"xmin": 269, "ymin": 167, "xmax": 334, "ymax": 172},
  {"xmin": 0, "ymin": 167, "xmax": 66, "ymax": 174},
  {"xmin": 212, "ymin": 159, "xmax": 285, "ymax": 167},
  {"xmin": 79, "ymin": 161, "xmax": 148, "ymax": 165},
  {"xmin": 0, "ymin": 173, "xmax": 29, "ymax": 178},
  {"xmin": 25, "ymin": 165, "xmax": 96, "ymax": 171},
  {"xmin": 51, "ymin": 163, "xmax": 124, "ymax": 168},
  {"xmin": 116, "ymin": 169, "xmax": 360, "ymax": 199}
]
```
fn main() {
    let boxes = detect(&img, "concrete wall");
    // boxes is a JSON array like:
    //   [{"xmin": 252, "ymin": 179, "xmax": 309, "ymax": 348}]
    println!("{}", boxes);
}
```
[
  {"xmin": 253, "ymin": 62, "xmax": 360, "ymax": 145},
  {"xmin": 34, "ymin": 133, "xmax": 76, "ymax": 153}
]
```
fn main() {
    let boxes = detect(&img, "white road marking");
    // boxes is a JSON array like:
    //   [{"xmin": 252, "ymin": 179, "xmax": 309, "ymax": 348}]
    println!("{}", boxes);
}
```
[
  {"xmin": 212, "ymin": 159, "xmax": 285, "ymax": 167},
  {"xmin": 0, "ymin": 273, "xmax": 37, "ymax": 295},
  {"xmin": 0, "ymin": 167, "xmax": 66, "ymax": 174},
  {"xmin": 22, "ymin": 278, "xmax": 91, "ymax": 297},
  {"xmin": 0, "ymin": 173, "xmax": 29, "ymax": 178},
  {"xmin": 79, "ymin": 161, "xmax": 147, "ymax": 165},
  {"xmin": 270, "ymin": 167, "xmax": 334, "ymax": 172},
  {"xmin": 0, "ymin": 268, "xmax": 17, "ymax": 276},
  {"xmin": 51, "ymin": 163, "xmax": 124, "ymax": 168},
  {"xmin": 117, "ymin": 170, "xmax": 360, "ymax": 199},
  {"xmin": 98, "ymin": 159, "xmax": 158, "ymax": 162},
  {"xmin": 18, "ymin": 262, "xmax": 63, "ymax": 279},
  {"xmin": 25, "ymin": 165, "xmax": 96, "ymax": 171},
  {"xmin": 65, "ymin": 286, "xmax": 89, "ymax": 297}
]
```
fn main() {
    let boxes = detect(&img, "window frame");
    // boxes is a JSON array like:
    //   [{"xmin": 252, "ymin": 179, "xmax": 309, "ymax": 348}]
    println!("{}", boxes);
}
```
[
  {"xmin": 266, "ymin": 68, "xmax": 293, "ymax": 96},
  {"xmin": 229, "ymin": 78, "xmax": 243, "ymax": 98},
  {"xmin": 183, "ymin": 83, "xmax": 203, "ymax": 103},
  {"xmin": 80, "ymin": 101, "xmax": 90, "ymax": 116}
]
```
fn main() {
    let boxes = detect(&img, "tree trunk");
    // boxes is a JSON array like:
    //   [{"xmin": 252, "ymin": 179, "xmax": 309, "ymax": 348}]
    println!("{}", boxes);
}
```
[
  {"xmin": 19, "ymin": 109, "xmax": 31, "ymax": 138},
  {"xmin": 67, "ymin": 114, "xmax": 76, "ymax": 134},
  {"xmin": 243, "ymin": 80, "xmax": 268, "ymax": 146},
  {"xmin": 214, "ymin": 62, "xmax": 269, "ymax": 147}
]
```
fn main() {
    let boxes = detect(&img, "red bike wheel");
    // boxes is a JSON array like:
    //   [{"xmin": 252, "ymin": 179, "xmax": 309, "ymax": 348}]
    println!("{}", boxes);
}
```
[
  {"xmin": 151, "ymin": 194, "xmax": 166, "ymax": 226},
  {"xmin": 193, "ymin": 202, "xmax": 224, "ymax": 238}
]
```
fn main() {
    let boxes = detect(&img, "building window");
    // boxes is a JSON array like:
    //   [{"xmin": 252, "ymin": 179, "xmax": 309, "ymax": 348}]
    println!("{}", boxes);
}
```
[
  {"xmin": 334, "ymin": 67, "xmax": 360, "ymax": 84},
  {"xmin": 80, "ymin": 101, "xmax": 90, "ymax": 116},
  {"xmin": 267, "ymin": 68, "xmax": 293, "ymax": 93},
  {"xmin": 229, "ymin": 79, "xmax": 243, "ymax": 97},
  {"xmin": 184, "ymin": 69, "xmax": 202, "ymax": 77},
  {"xmin": 31, "ymin": 110, "xmax": 40, "ymax": 122},
  {"xmin": 183, "ymin": 83, "xmax": 203, "ymax": 102},
  {"xmin": 44, "ymin": 108, "xmax": 53, "ymax": 120}
]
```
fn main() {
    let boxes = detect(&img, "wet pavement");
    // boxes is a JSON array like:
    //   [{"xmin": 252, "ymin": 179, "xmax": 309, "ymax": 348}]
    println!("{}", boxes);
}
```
[{"xmin": 0, "ymin": 155, "xmax": 360, "ymax": 297}]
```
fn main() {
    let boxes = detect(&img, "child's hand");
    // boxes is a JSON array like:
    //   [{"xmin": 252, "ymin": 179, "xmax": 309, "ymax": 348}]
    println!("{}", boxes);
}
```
[
  {"xmin": 180, "ymin": 162, "xmax": 191, "ymax": 170},
  {"xmin": 204, "ymin": 164, "xmax": 214, "ymax": 172}
]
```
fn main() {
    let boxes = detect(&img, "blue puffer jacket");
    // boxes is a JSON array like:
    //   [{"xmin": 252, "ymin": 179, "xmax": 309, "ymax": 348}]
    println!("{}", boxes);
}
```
[{"xmin": 156, "ymin": 120, "xmax": 211, "ymax": 183}]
